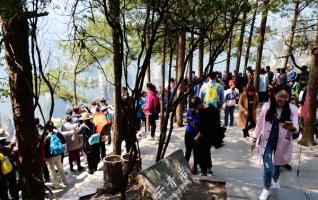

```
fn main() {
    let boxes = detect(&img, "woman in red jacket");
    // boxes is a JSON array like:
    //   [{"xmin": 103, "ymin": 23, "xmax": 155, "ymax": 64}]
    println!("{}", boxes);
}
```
[{"xmin": 143, "ymin": 83, "xmax": 159, "ymax": 139}]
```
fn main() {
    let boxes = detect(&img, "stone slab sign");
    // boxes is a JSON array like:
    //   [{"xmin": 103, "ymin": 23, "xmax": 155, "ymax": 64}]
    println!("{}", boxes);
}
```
[{"xmin": 138, "ymin": 149, "xmax": 193, "ymax": 200}]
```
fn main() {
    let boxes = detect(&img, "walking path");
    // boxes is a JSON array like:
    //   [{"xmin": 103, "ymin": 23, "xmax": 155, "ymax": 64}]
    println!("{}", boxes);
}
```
[{"xmin": 53, "ymin": 111, "xmax": 318, "ymax": 200}]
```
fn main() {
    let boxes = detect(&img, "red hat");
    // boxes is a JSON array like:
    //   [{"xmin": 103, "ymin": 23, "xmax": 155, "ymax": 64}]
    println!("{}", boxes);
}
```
[{"xmin": 229, "ymin": 80, "xmax": 235, "ymax": 85}]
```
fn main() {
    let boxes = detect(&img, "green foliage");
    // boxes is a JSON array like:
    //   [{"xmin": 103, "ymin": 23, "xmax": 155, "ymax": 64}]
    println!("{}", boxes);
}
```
[
  {"xmin": 0, "ymin": 79, "xmax": 9, "ymax": 100},
  {"xmin": 0, "ymin": 0, "xmax": 21, "ymax": 20}
]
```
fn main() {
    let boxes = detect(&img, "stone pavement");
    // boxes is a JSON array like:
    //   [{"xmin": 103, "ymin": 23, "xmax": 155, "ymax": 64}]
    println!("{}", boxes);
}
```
[{"xmin": 54, "ymin": 110, "xmax": 318, "ymax": 200}]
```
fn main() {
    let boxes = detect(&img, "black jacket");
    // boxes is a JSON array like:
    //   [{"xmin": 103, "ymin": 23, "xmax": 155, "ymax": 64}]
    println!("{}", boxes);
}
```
[
  {"xmin": 80, "ymin": 121, "xmax": 96, "ymax": 151},
  {"xmin": 197, "ymin": 105, "xmax": 225, "ymax": 148}
]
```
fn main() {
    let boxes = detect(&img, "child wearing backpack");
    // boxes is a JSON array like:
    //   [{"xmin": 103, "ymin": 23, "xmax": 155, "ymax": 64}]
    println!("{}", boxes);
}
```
[
  {"xmin": 44, "ymin": 122, "xmax": 67, "ymax": 189},
  {"xmin": 184, "ymin": 108, "xmax": 199, "ymax": 175}
]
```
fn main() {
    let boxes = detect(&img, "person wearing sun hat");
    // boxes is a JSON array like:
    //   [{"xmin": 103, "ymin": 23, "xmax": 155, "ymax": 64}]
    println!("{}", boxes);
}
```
[
  {"xmin": 0, "ymin": 129, "xmax": 19, "ymax": 199},
  {"xmin": 80, "ymin": 112, "xmax": 100, "ymax": 174}
]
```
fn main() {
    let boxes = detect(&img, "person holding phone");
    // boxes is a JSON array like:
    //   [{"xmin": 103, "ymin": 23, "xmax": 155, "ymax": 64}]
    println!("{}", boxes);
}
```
[{"xmin": 251, "ymin": 84, "xmax": 299, "ymax": 200}]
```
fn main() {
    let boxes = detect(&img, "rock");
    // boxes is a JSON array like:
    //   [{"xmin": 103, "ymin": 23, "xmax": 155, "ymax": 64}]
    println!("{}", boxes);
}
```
[{"xmin": 137, "ymin": 149, "xmax": 193, "ymax": 200}]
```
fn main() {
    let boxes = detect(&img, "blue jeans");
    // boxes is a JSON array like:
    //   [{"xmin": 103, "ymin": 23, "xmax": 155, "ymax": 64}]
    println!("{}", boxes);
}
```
[
  {"xmin": 224, "ymin": 105, "xmax": 235, "ymax": 126},
  {"xmin": 263, "ymin": 144, "xmax": 280, "ymax": 189}
]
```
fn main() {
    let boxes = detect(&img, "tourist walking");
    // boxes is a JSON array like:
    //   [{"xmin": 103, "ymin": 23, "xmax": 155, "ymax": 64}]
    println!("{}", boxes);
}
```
[
  {"xmin": 190, "ymin": 97, "xmax": 221, "ymax": 176},
  {"xmin": 44, "ymin": 122, "xmax": 67, "ymax": 189},
  {"xmin": 143, "ymin": 83, "xmax": 159, "ymax": 139},
  {"xmin": 0, "ymin": 129, "xmax": 18, "ymax": 199},
  {"xmin": 184, "ymin": 108, "xmax": 199, "ymax": 174},
  {"xmin": 93, "ymin": 107, "xmax": 111, "ymax": 158},
  {"xmin": 80, "ymin": 112, "xmax": 100, "ymax": 174},
  {"xmin": 251, "ymin": 84, "xmax": 299, "ymax": 200},
  {"xmin": 136, "ymin": 92, "xmax": 146, "ymax": 132},
  {"xmin": 238, "ymin": 85, "xmax": 259, "ymax": 137},
  {"xmin": 201, "ymin": 72, "xmax": 224, "ymax": 109},
  {"xmin": 258, "ymin": 68, "xmax": 269, "ymax": 103},
  {"xmin": 223, "ymin": 80, "xmax": 239, "ymax": 127},
  {"xmin": 266, "ymin": 66, "xmax": 274, "ymax": 85},
  {"xmin": 61, "ymin": 116, "xmax": 84, "ymax": 172}
]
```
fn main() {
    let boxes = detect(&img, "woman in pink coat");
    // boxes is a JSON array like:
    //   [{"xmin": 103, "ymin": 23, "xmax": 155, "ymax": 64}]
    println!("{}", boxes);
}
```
[
  {"xmin": 251, "ymin": 84, "xmax": 299, "ymax": 200},
  {"xmin": 143, "ymin": 83, "xmax": 158, "ymax": 139}
]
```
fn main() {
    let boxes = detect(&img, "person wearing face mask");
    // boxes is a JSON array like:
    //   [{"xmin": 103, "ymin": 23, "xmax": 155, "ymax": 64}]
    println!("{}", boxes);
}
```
[
  {"xmin": 202, "ymin": 72, "xmax": 224, "ymax": 110},
  {"xmin": 238, "ymin": 85, "xmax": 259, "ymax": 137},
  {"xmin": 251, "ymin": 84, "xmax": 299, "ymax": 200}
]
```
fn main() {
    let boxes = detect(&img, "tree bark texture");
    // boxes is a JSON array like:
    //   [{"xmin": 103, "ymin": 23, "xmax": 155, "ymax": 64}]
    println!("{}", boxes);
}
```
[
  {"xmin": 103, "ymin": 155, "xmax": 123, "ymax": 192},
  {"xmin": 108, "ymin": 0, "xmax": 123, "ymax": 155},
  {"xmin": 160, "ymin": 37, "xmax": 166, "ymax": 132},
  {"xmin": 2, "ymin": 12, "xmax": 45, "ymax": 199},
  {"xmin": 254, "ymin": 0, "xmax": 269, "ymax": 92},
  {"xmin": 282, "ymin": 0, "xmax": 300, "ymax": 69},
  {"xmin": 226, "ymin": 30, "xmax": 233, "ymax": 75},
  {"xmin": 188, "ymin": 31, "xmax": 194, "ymax": 102},
  {"xmin": 198, "ymin": 37, "xmax": 204, "ymax": 90},
  {"xmin": 243, "ymin": 10, "xmax": 257, "ymax": 75},
  {"xmin": 300, "ymin": 23, "xmax": 318, "ymax": 146},
  {"xmin": 175, "ymin": 41, "xmax": 179, "ymax": 81},
  {"xmin": 176, "ymin": 33, "xmax": 186, "ymax": 127},
  {"xmin": 235, "ymin": 10, "xmax": 247, "ymax": 77}
]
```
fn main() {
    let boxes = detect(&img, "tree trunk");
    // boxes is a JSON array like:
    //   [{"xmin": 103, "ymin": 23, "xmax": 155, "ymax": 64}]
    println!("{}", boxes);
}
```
[
  {"xmin": 188, "ymin": 31, "xmax": 194, "ymax": 104},
  {"xmin": 146, "ymin": 3, "xmax": 151, "ymax": 83},
  {"xmin": 226, "ymin": 30, "xmax": 233, "ymax": 75},
  {"xmin": 108, "ymin": 0, "xmax": 123, "ymax": 155},
  {"xmin": 175, "ymin": 41, "xmax": 179, "ymax": 81},
  {"xmin": 198, "ymin": 37, "xmax": 204, "ymax": 90},
  {"xmin": 235, "ymin": 10, "xmax": 247, "ymax": 77},
  {"xmin": 243, "ymin": 10, "xmax": 257, "ymax": 75},
  {"xmin": 168, "ymin": 40, "xmax": 174, "ymax": 101},
  {"xmin": 160, "ymin": 37, "xmax": 166, "ymax": 132},
  {"xmin": 282, "ymin": 0, "xmax": 300, "ymax": 69},
  {"xmin": 254, "ymin": 0, "xmax": 269, "ymax": 92},
  {"xmin": 300, "ymin": 23, "xmax": 318, "ymax": 146},
  {"xmin": 146, "ymin": 64, "xmax": 151, "ymax": 82},
  {"xmin": 2, "ymin": 11, "xmax": 45, "ymax": 199},
  {"xmin": 103, "ymin": 155, "xmax": 123, "ymax": 192},
  {"xmin": 176, "ymin": 33, "xmax": 186, "ymax": 127}
]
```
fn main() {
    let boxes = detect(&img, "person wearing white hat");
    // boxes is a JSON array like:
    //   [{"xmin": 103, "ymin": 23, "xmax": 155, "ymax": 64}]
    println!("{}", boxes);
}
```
[{"xmin": 0, "ymin": 129, "xmax": 18, "ymax": 199}]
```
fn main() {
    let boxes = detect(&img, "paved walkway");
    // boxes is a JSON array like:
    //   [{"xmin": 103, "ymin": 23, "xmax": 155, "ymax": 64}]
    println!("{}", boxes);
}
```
[{"xmin": 53, "ymin": 111, "xmax": 318, "ymax": 200}]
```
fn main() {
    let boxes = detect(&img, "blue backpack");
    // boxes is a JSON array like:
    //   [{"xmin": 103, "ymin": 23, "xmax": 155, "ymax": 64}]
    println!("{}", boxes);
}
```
[{"xmin": 50, "ymin": 132, "xmax": 64, "ymax": 156}]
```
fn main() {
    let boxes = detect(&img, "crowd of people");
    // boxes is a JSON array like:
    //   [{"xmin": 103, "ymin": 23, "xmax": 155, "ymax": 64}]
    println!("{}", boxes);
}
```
[
  {"xmin": 0, "ymin": 62, "xmax": 317, "ymax": 199},
  {"xmin": 181, "ymin": 64, "xmax": 317, "ymax": 200}
]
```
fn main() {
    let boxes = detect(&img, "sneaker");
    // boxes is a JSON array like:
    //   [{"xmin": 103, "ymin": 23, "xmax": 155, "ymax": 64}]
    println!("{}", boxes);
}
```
[
  {"xmin": 207, "ymin": 169, "xmax": 214, "ymax": 176},
  {"xmin": 259, "ymin": 189, "xmax": 270, "ymax": 200},
  {"xmin": 271, "ymin": 181, "xmax": 281, "ymax": 189}
]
